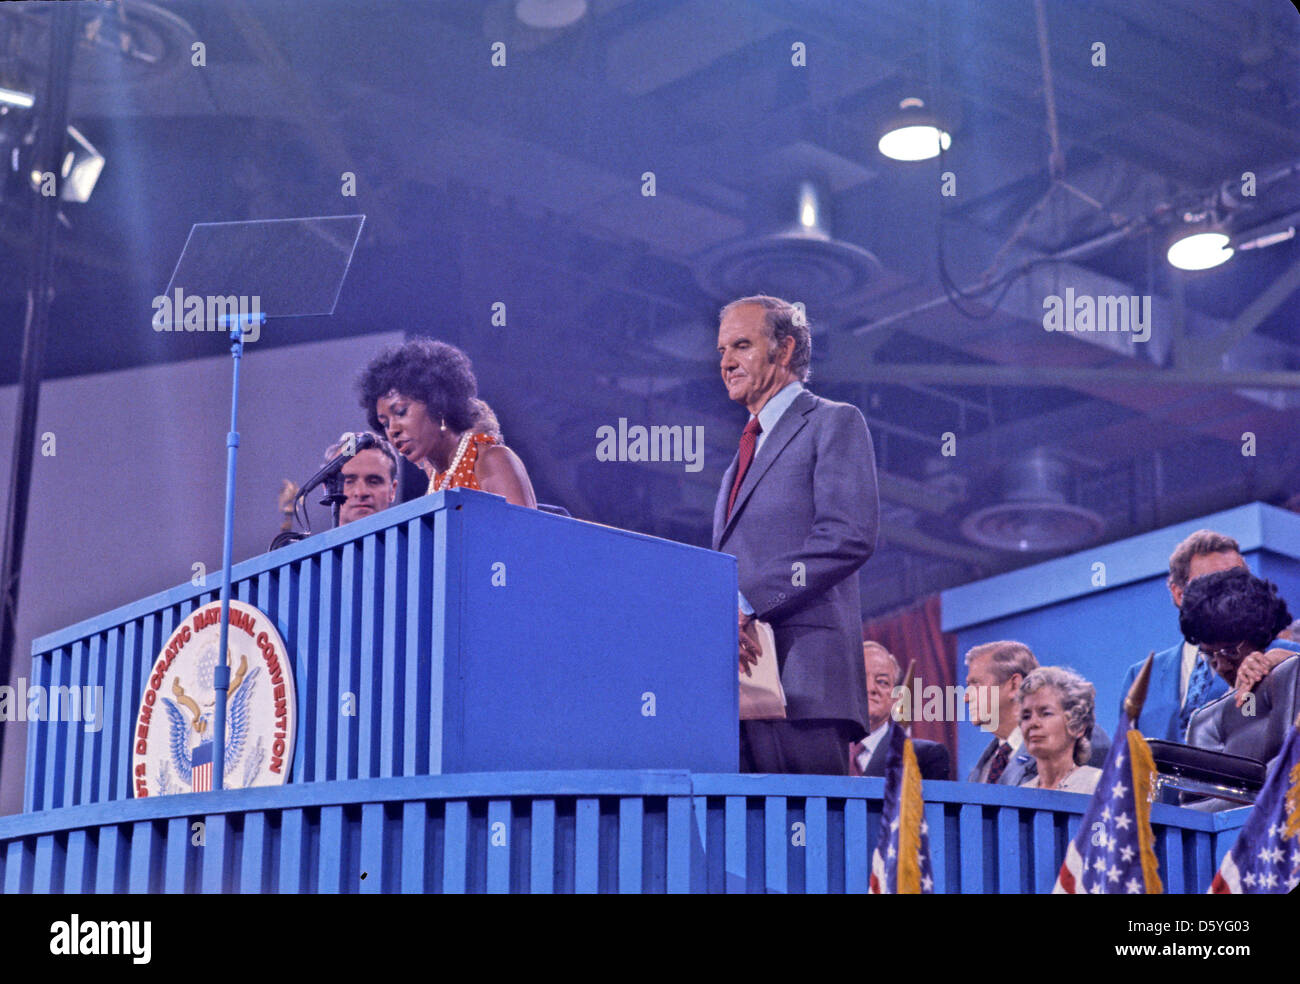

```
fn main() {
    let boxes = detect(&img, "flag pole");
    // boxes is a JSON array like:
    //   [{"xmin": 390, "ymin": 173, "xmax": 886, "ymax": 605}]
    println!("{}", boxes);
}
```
[{"xmin": 1123, "ymin": 652, "xmax": 1155, "ymax": 726}]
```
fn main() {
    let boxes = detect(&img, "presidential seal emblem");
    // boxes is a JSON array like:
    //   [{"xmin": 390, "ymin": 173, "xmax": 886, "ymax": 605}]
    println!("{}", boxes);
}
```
[{"xmin": 132, "ymin": 600, "xmax": 296, "ymax": 796}]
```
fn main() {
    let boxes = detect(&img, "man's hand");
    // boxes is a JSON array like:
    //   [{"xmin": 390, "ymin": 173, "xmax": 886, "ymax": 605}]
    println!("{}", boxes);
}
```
[
  {"xmin": 739, "ymin": 611, "xmax": 761, "ymax": 677},
  {"xmin": 1234, "ymin": 648, "xmax": 1290, "ymax": 706}
]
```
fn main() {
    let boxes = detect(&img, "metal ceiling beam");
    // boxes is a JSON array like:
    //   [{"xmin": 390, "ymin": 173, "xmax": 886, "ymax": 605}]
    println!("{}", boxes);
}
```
[
  {"xmin": 846, "ymin": 364, "xmax": 1300, "ymax": 389},
  {"xmin": 225, "ymin": 0, "xmax": 402, "ymax": 244},
  {"xmin": 877, "ymin": 472, "xmax": 965, "ymax": 516},
  {"xmin": 1202, "ymin": 256, "xmax": 1300, "ymax": 362},
  {"xmin": 878, "ymin": 524, "xmax": 989, "ymax": 568},
  {"xmin": 938, "ymin": 396, "xmax": 1134, "ymax": 465}
]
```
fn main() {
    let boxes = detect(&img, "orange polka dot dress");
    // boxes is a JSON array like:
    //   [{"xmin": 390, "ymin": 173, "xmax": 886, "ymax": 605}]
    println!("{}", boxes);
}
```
[{"xmin": 427, "ymin": 432, "xmax": 498, "ymax": 495}]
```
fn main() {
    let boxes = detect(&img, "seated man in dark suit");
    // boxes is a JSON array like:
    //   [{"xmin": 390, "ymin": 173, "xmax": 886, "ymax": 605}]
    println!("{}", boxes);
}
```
[
  {"xmin": 1181, "ymin": 568, "xmax": 1300, "ymax": 769},
  {"xmin": 850, "ymin": 642, "xmax": 950, "ymax": 781}
]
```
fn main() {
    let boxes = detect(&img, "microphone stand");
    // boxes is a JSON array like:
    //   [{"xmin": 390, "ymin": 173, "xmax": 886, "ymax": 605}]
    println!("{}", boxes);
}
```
[
  {"xmin": 320, "ymin": 470, "xmax": 347, "ymax": 529},
  {"xmin": 269, "ymin": 464, "xmax": 346, "ymax": 550}
]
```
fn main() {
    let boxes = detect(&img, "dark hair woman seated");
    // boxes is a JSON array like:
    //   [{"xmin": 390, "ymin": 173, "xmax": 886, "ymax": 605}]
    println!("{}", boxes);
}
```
[
  {"xmin": 1179, "ymin": 568, "xmax": 1300, "ymax": 766},
  {"xmin": 358, "ymin": 339, "xmax": 537, "ymax": 508}
]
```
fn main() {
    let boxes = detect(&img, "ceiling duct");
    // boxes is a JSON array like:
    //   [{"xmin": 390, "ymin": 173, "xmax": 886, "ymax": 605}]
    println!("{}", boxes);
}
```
[
  {"xmin": 959, "ymin": 449, "xmax": 1105, "ymax": 553},
  {"xmin": 694, "ymin": 178, "xmax": 880, "ymax": 305},
  {"xmin": 3, "ymin": 1, "xmax": 198, "ymax": 85}
]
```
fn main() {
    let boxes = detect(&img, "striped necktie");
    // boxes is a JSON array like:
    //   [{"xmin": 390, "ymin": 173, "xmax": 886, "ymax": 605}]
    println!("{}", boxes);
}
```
[
  {"xmin": 1179, "ymin": 653, "xmax": 1215, "ymax": 737},
  {"xmin": 726, "ymin": 417, "xmax": 762, "ymax": 519}
]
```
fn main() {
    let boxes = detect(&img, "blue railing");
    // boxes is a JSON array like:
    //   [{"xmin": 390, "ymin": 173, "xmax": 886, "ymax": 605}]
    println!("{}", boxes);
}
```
[{"xmin": 0, "ymin": 772, "xmax": 1245, "ymax": 894}]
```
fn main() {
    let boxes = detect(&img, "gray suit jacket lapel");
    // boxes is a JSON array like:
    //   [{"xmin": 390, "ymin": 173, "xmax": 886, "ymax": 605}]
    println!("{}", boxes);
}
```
[
  {"xmin": 1004, "ymin": 750, "xmax": 1037, "ymax": 786},
  {"xmin": 969, "ymin": 737, "xmax": 998, "ymax": 781},
  {"xmin": 712, "ymin": 452, "xmax": 740, "ymax": 550},
  {"xmin": 715, "ymin": 390, "xmax": 814, "ymax": 546}
]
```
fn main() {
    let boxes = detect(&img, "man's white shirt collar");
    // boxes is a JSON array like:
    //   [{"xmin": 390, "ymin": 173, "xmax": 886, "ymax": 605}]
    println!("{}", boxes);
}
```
[
  {"xmin": 857, "ymin": 719, "xmax": 891, "ymax": 773},
  {"xmin": 1005, "ymin": 725, "xmax": 1023, "ymax": 752},
  {"xmin": 752, "ymin": 381, "xmax": 803, "ymax": 455},
  {"xmin": 981, "ymin": 726, "xmax": 1023, "ymax": 780},
  {"xmin": 1179, "ymin": 640, "xmax": 1199, "ymax": 704}
]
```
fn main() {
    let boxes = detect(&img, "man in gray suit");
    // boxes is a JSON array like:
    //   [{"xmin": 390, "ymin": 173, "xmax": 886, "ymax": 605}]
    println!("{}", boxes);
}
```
[{"xmin": 714, "ymin": 295, "xmax": 879, "ymax": 775}]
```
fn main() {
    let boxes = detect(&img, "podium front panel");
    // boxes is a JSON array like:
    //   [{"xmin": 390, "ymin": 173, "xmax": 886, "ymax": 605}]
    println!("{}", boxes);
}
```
[{"xmin": 25, "ymin": 491, "xmax": 738, "ymax": 812}]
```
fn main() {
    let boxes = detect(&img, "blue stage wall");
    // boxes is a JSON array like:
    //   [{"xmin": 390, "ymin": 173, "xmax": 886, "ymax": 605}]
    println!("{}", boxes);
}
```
[{"xmin": 943, "ymin": 503, "xmax": 1300, "ymax": 781}]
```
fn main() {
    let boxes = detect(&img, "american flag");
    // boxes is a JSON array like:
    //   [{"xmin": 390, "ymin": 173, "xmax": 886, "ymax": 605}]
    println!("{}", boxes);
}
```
[
  {"xmin": 1054, "ymin": 721, "xmax": 1162, "ymax": 894},
  {"xmin": 1210, "ymin": 720, "xmax": 1300, "ymax": 893},
  {"xmin": 191, "ymin": 741, "xmax": 213, "ymax": 793},
  {"xmin": 869, "ymin": 725, "xmax": 934, "ymax": 894}
]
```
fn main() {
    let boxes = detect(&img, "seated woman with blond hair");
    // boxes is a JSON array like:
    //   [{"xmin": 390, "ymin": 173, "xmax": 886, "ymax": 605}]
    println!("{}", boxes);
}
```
[{"xmin": 1018, "ymin": 666, "xmax": 1103, "ymax": 794}]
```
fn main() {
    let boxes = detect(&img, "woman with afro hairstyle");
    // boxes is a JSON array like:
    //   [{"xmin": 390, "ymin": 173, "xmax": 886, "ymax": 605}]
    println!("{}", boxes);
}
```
[
  {"xmin": 1180, "ymin": 568, "xmax": 1300, "ymax": 766},
  {"xmin": 358, "ymin": 338, "xmax": 536, "ymax": 508}
]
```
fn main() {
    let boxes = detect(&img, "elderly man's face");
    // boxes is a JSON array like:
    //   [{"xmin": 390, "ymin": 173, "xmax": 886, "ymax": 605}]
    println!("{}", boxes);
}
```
[
  {"xmin": 964, "ymin": 654, "xmax": 1010, "ymax": 729},
  {"xmin": 339, "ymin": 448, "xmax": 397, "ymax": 524},
  {"xmin": 717, "ymin": 303, "xmax": 796, "ymax": 415},
  {"xmin": 863, "ymin": 647, "xmax": 898, "ymax": 731}
]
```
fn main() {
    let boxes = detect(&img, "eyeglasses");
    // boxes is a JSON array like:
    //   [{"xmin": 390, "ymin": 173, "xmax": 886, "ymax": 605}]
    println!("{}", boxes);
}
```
[{"xmin": 1197, "ymin": 643, "xmax": 1244, "ymax": 662}]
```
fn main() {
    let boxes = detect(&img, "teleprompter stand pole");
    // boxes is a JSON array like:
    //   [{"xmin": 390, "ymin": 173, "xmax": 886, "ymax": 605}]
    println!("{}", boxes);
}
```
[{"xmin": 211, "ymin": 310, "xmax": 264, "ymax": 790}]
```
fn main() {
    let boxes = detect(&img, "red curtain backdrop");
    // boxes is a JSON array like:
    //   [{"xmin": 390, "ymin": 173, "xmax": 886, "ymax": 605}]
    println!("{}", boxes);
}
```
[{"xmin": 862, "ymin": 594, "xmax": 958, "ymax": 768}]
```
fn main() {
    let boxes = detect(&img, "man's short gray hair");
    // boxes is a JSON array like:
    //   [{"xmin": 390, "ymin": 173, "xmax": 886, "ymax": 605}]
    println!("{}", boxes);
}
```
[
  {"xmin": 1019, "ymin": 666, "xmax": 1096, "ymax": 766},
  {"xmin": 1167, "ymin": 529, "xmax": 1242, "ymax": 591},
  {"xmin": 862, "ymin": 640, "xmax": 901, "ymax": 686},
  {"xmin": 965, "ymin": 640, "xmax": 1038, "ymax": 684},
  {"xmin": 719, "ymin": 295, "xmax": 812, "ymax": 383}
]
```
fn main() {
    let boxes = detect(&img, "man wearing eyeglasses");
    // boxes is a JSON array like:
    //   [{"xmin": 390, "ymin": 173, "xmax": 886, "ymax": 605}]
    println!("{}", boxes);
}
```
[{"xmin": 1117, "ymin": 530, "xmax": 1244, "ymax": 742}]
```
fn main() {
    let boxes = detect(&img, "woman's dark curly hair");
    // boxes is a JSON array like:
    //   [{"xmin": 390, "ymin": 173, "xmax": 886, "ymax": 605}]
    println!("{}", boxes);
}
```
[
  {"xmin": 358, "ymin": 339, "xmax": 478, "ymax": 435},
  {"xmin": 1179, "ymin": 568, "xmax": 1292, "ymax": 650}
]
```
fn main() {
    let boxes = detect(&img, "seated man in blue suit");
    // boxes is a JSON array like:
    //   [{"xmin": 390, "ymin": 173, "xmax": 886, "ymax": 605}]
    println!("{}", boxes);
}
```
[
  {"xmin": 1118, "ymin": 530, "xmax": 1244, "ymax": 742},
  {"xmin": 1182, "ymin": 568, "xmax": 1300, "ymax": 768},
  {"xmin": 850, "ymin": 642, "xmax": 950, "ymax": 780}
]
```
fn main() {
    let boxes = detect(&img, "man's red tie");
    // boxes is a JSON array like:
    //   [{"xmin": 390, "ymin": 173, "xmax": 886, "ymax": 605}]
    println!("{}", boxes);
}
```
[
  {"xmin": 727, "ymin": 417, "xmax": 762, "ymax": 519},
  {"xmin": 986, "ymin": 741, "xmax": 1011, "ymax": 784}
]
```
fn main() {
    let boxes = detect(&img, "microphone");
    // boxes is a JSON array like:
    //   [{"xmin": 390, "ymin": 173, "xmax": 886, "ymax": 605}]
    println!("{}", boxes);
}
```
[{"xmin": 298, "ymin": 432, "xmax": 379, "ymax": 500}]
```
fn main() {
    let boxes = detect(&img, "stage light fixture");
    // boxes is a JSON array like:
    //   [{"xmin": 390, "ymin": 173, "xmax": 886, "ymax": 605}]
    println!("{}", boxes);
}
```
[
  {"xmin": 878, "ymin": 97, "xmax": 951, "ymax": 162},
  {"xmin": 27, "ymin": 125, "xmax": 104, "ymax": 203},
  {"xmin": 515, "ymin": 0, "xmax": 587, "ymax": 29},
  {"xmin": 1167, "ymin": 217, "xmax": 1234, "ymax": 271},
  {"xmin": 0, "ymin": 87, "xmax": 35, "ymax": 109}
]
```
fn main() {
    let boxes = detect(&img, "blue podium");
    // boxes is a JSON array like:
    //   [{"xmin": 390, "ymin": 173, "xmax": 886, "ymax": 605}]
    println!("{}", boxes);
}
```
[
  {"xmin": 19, "ymin": 490, "xmax": 738, "ymax": 813},
  {"xmin": 0, "ymin": 492, "xmax": 1249, "ymax": 893}
]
